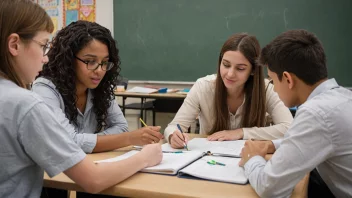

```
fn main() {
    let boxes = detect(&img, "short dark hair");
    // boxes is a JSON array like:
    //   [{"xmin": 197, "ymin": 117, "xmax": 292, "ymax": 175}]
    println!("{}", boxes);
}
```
[{"xmin": 259, "ymin": 29, "xmax": 327, "ymax": 85}]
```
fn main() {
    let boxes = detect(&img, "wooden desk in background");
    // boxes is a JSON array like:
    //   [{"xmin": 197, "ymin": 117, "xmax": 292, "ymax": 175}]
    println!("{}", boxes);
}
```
[
  {"xmin": 44, "ymin": 134, "xmax": 308, "ymax": 198},
  {"xmin": 114, "ymin": 91, "xmax": 187, "ymax": 125}
]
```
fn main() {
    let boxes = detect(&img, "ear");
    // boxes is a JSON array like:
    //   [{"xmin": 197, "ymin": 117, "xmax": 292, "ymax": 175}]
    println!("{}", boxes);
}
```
[
  {"xmin": 283, "ymin": 71, "xmax": 294, "ymax": 89},
  {"xmin": 8, "ymin": 33, "xmax": 21, "ymax": 56}
]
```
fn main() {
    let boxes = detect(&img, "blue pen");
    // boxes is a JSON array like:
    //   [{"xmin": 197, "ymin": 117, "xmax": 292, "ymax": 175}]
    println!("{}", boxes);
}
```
[
  {"xmin": 176, "ymin": 124, "xmax": 189, "ymax": 150},
  {"xmin": 162, "ymin": 151, "xmax": 183, "ymax": 153}
]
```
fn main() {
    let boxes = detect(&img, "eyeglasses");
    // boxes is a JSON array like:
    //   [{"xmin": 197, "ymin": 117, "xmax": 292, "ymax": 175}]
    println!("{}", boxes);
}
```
[
  {"xmin": 75, "ymin": 56, "xmax": 114, "ymax": 71},
  {"xmin": 31, "ymin": 39, "xmax": 51, "ymax": 56}
]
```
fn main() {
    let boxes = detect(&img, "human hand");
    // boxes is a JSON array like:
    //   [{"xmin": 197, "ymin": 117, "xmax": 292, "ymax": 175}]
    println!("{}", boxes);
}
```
[
  {"xmin": 169, "ymin": 130, "xmax": 189, "ymax": 149},
  {"xmin": 238, "ymin": 140, "xmax": 268, "ymax": 167},
  {"xmin": 138, "ymin": 143, "xmax": 163, "ymax": 167},
  {"xmin": 130, "ymin": 126, "xmax": 164, "ymax": 145},
  {"xmin": 207, "ymin": 129, "xmax": 244, "ymax": 141}
]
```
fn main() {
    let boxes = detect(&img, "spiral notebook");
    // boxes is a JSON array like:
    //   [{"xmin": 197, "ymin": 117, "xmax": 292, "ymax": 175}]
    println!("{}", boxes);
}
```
[
  {"xmin": 178, "ymin": 155, "xmax": 248, "ymax": 184},
  {"xmin": 94, "ymin": 150, "xmax": 204, "ymax": 175}
]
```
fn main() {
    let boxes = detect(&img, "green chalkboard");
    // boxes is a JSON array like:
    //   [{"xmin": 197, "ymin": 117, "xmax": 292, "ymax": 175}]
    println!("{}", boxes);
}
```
[{"xmin": 113, "ymin": 0, "xmax": 352, "ymax": 86}]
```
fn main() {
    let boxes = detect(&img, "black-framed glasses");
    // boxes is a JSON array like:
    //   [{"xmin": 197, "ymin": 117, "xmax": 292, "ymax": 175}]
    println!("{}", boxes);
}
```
[
  {"xmin": 74, "ymin": 56, "xmax": 114, "ymax": 71},
  {"xmin": 31, "ymin": 39, "xmax": 51, "ymax": 56}
]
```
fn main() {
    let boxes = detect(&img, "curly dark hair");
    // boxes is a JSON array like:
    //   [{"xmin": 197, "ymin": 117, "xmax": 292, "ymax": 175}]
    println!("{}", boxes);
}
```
[{"xmin": 39, "ymin": 20, "xmax": 121, "ymax": 132}]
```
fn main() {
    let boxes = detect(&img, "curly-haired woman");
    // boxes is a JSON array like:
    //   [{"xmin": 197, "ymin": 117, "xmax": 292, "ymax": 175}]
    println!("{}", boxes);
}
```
[{"xmin": 32, "ymin": 20, "xmax": 163, "ymax": 154}]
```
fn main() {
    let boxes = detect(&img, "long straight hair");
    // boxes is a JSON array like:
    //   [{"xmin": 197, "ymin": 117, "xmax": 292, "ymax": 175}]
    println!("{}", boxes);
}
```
[
  {"xmin": 0, "ymin": 0, "xmax": 53, "ymax": 88},
  {"xmin": 210, "ymin": 33, "xmax": 266, "ymax": 134}
]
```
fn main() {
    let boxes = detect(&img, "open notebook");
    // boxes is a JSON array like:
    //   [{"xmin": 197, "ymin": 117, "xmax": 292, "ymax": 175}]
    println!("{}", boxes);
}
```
[
  {"xmin": 178, "ymin": 155, "xmax": 248, "ymax": 184},
  {"xmin": 162, "ymin": 138, "xmax": 245, "ymax": 157},
  {"xmin": 95, "ymin": 150, "xmax": 204, "ymax": 175}
]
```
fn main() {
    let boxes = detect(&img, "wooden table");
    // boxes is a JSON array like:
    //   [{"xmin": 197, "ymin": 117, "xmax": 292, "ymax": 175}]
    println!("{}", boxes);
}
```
[{"xmin": 44, "ymin": 134, "xmax": 308, "ymax": 198}]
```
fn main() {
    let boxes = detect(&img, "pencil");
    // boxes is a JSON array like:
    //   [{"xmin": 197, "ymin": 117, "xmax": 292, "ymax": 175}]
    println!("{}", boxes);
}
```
[
  {"xmin": 140, "ymin": 118, "xmax": 156, "ymax": 143},
  {"xmin": 139, "ymin": 118, "xmax": 148, "ymax": 127}
]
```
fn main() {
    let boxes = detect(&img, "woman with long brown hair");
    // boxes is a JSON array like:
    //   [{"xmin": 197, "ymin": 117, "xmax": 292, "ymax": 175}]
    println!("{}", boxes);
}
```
[{"xmin": 165, "ymin": 33, "xmax": 293, "ymax": 148}]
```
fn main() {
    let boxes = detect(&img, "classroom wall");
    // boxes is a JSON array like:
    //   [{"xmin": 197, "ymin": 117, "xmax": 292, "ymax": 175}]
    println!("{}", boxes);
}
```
[{"xmin": 96, "ymin": 0, "xmax": 114, "ymax": 35}]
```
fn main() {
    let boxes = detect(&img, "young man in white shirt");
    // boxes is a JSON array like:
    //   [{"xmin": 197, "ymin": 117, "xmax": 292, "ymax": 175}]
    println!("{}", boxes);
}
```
[{"xmin": 239, "ymin": 29, "xmax": 352, "ymax": 198}]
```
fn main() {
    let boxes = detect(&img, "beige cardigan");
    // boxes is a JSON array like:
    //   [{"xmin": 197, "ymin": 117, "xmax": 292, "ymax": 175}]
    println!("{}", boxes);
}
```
[{"xmin": 164, "ymin": 74, "xmax": 293, "ymax": 141}]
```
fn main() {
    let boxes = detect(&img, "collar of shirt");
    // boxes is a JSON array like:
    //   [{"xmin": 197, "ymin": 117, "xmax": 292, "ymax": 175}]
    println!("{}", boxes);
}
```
[
  {"xmin": 307, "ymin": 78, "xmax": 339, "ymax": 101},
  {"xmin": 77, "ymin": 89, "xmax": 94, "ymax": 115}
]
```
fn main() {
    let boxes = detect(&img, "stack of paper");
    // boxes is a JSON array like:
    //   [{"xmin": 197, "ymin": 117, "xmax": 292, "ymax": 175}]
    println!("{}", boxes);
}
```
[{"xmin": 126, "ymin": 86, "xmax": 158, "ymax": 94}]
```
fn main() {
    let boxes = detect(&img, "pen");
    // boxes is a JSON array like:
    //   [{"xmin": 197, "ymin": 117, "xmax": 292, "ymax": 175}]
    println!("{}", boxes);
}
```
[
  {"xmin": 139, "ymin": 118, "xmax": 156, "ymax": 144},
  {"xmin": 177, "ymin": 124, "xmax": 189, "ymax": 150},
  {"xmin": 162, "ymin": 151, "xmax": 183, "ymax": 153},
  {"xmin": 205, "ymin": 151, "xmax": 238, "ymax": 158}
]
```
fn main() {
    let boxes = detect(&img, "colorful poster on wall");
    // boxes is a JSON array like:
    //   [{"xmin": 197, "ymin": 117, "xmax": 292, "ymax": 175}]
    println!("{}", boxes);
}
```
[
  {"xmin": 65, "ymin": 10, "xmax": 79, "ymax": 26},
  {"xmin": 36, "ymin": 0, "xmax": 96, "ymax": 33},
  {"xmin": 65, "ymin": 0, "xmax": 79, "ymax": 10},
  {"xmin": 38, "ymin": 0, "xmax": 63, "ymax": 35},
  {"xmin": 63, "ymin": 0, "xmax": 95, "ymax": 26}
]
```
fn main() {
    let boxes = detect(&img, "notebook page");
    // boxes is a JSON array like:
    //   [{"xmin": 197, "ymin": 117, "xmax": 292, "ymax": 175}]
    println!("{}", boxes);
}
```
[
  {"xmin": 95, "ymin": 150, "xmax": 204, "ymax": 175},
  {"xmin": 162, "ymin": 138, "xmax": 245, "ymax": 157},
  {"xmin": 179, "ymin": 156, "xmax": 247, "ymax": 184},
  {"xmin": 143, "ymin": 151, "xmax": 203, "ymax": 174}
]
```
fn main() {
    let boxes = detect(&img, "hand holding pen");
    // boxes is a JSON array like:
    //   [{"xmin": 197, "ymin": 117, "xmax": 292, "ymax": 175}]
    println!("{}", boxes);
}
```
[{"xmin": 169, "ymin": 124, "xmax": 189, "ymax": 150}]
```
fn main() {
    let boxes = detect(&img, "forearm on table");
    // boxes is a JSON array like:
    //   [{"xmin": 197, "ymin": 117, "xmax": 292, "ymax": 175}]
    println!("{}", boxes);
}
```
[{"xmin": 93, "ymin": 132, "xmax": 132, "ymax": 153}]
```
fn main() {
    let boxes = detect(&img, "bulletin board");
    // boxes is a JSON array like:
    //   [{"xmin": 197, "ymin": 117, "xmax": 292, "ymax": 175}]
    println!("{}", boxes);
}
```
[
  {"xmin": 32, "ymin": 0, "xmax": 96, "ymax": 35},
  {"xmin": 63, "ymin": 0, "xmax": 96, "ymax": 27}
]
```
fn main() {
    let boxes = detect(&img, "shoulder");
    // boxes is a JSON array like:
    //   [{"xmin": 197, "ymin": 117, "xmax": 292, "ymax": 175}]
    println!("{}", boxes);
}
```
[
  {"xmin": 301, "ymin": 87, "xmax": 352, "ymax": 118},
  {"xmin": 6, "ymin": 85, "xmax": 45, "ymax": 115},
  {"xmin": 32, "ymin": 77, "xmax": 56, "ymax": 89},
  {"xmin": 32, "ymin": 77, "xmax": 61, "ymax": 97},
  {"xmin": 194, "ymin": 74, "xmax": 217, "ymax": 90}
]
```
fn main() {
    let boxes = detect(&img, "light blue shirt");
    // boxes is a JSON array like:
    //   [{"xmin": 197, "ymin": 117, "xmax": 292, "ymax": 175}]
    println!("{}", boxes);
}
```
[
  {"xmin": 244, "ymin": 79, "xmax": 352, "ymax": 198},
  {"xmin": 0, "ymin": 78, "xmax": 86, "ymax": 198},
  {"xmin": 32, "ymin": 77, "xmax": 129, "ymax": 153}
]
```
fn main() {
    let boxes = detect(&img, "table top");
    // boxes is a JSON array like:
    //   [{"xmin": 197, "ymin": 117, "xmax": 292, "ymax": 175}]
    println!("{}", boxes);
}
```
[{"xmin": 44, "ymin": 134, "xmax": 308, "ymax": 198}]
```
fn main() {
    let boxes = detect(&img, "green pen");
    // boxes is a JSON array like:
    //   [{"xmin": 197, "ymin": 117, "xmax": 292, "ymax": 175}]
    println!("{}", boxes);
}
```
[{"xmin": 207, "ymin": 160, "xmax": 226, "ymax": 166}]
